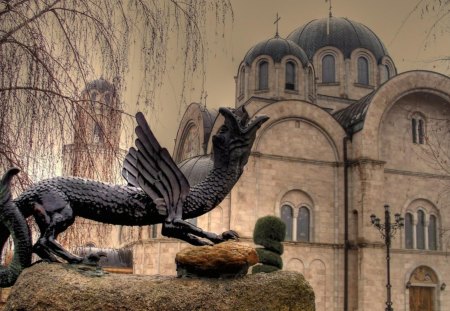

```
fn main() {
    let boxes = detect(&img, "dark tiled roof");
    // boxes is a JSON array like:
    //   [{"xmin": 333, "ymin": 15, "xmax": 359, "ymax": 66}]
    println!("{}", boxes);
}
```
[
  {"xmin": 287, "ymin": 17, "xmax": 389, "ymax": 63},
  {"xmin": 333, "ymin": 91, "xmax": 376, "ymax": 134},
  {"xmin": 178, "ymin": 155, "xmax": 213, "ymax": 186},
  {"xmin": 243, "ymin": 36, "xmax": 309, "ymax": 66}
]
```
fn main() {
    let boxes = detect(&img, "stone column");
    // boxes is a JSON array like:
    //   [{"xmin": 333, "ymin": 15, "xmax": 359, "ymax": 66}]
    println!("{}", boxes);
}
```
[{"xmin": 292, "ymin": 207, "xmax": 299, "ymax": 241}]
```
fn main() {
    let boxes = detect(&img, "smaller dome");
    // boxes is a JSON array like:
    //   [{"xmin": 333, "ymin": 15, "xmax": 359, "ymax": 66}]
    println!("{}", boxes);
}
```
[
  {"xmin": 287, "ymin": 17, "xmax": 389, "ymax": 63},
  {"xmin": 243, "ymin": 36, "xmax": 309, "ymax": 67}
]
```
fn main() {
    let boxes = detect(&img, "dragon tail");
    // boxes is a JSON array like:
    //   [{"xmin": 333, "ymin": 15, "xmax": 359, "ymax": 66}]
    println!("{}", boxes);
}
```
[{"xmin": 0, "ymin": 168, "xmax": 32, "ymax": 287}]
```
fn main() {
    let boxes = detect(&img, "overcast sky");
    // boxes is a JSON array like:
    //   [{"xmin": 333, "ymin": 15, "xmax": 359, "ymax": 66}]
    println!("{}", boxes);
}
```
[{"xmin": 132, "ymin": 0, "xmax": 450, "ymax": 150}]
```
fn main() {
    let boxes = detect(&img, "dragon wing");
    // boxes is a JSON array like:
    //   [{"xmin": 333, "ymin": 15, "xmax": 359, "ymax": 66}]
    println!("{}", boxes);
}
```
[{"xmin": 122, "ymin": 112, "xmax": 190, "ymax": 216}]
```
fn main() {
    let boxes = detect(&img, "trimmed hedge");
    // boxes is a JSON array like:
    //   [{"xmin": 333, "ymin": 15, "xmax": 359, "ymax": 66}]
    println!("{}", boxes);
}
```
[
  {"xmin": 252, "ymin": 216, "xmax": 285, "ymax": 274},
  {"xmin": 252, "ymin": 264, "xmax": 279, "ymax": 274},
  {"xmin": 256, "ymin": 248, "xmax": 283, "ymax": 269},
  {"xmin": 253, "ymin": 216, "xmax": 286, "ymax": 244}
]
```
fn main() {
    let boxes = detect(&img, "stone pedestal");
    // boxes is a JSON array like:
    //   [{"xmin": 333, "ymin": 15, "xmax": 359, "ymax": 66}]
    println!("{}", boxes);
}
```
[{"xmin": 4, "ymin": 262, "xmax": 315, "ymax": 311}]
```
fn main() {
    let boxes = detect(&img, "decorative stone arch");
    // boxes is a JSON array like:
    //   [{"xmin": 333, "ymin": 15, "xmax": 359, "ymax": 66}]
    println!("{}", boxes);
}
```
[
  {"xmin": 405, "ymin": 265, "xmax": 442, "ymax": 311},
  {"xmin": 401, "ymin": 198, "xmax": 441, "ymax": 250},
  {"xmin": 173, "ymin": 103, "xmax": 218, "ymax": 163},
  {"xmin": 308, "ymin": 259, "xmax": 327, "ymax": 311},
  {"xmin": 286, "ymin": 258, "xmax": 305, "ymax": 274},
  {"xmin": 350, "ymin": 48, "xmax": 377, "ymax": 86},
  {"xmin": 379, "ymin": 56, "xmax": 397, "ymax": 84},
  {"xmin": 355, "ymin": 71, "xmax": 450, "ymax": 159},
  {"xmin": 313, "ymin": 46, "xmax": 344, "ymax": 84},
  {"xmin": 275, "ymin": 188, "xmax": 315, "ymax": 243},
  {"xmin": 252, "ymin": 100, "xmax": 345, "ymax": 162}
]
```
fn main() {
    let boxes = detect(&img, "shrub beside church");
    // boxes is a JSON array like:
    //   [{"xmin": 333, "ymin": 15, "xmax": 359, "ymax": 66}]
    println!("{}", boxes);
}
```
[{"xmin": 252, "ymin": 216, "xmax": 285, "ymax": 273}]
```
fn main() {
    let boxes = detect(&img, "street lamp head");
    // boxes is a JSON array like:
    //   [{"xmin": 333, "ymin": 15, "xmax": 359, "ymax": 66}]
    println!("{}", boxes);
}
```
[{"xmin": 370, "ymin": 214, "xmax": 376, "ymax": 224}]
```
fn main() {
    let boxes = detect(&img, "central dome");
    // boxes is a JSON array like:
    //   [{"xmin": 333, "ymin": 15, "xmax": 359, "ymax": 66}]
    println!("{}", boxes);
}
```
[
  {"xmin": 287, "ymin": 17, "xmax": 389, "ymax": 62},
  {"xmin": 243, "ymin": 36, "xmax": 309, "ymax": 66}
]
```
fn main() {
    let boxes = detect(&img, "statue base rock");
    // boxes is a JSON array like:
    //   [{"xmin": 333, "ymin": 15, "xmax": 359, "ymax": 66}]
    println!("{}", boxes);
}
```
[
  {"xmin": 175, "ymin": 241, "xmax": 258, "ymax": 278},
  {"xmin": 4, "ymin": 262, "xmax": 315, "ymax": 311}
]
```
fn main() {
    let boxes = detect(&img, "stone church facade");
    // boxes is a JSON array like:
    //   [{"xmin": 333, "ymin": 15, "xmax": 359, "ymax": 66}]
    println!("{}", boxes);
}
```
[{"xmin": 127, "ymin": 17, "xmax": 450, "ymax": 311}]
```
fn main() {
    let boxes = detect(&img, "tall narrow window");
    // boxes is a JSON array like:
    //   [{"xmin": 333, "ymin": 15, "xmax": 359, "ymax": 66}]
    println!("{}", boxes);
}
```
[
  {"xmin": 405, "ymin": 213, "xmax": 413, "ymax": 249},
  {"xmin": 297, "ymin": 207, "xmax": 310, "ymax": 242},
  {"xmin": 150, "ymin": 224, "xmax": 158, "ymax": 238},
  {"xmin": 285, "ymin": 61, "xmax": 296, "ymax": 90},
  {"xmin": 385, "ymin": 65, "xmax": 391, "ymax": 80},
  {"xmin": 93, "ymin": 122, "xmax": 103, "ymax": 143},
  {"xmin": 412, "ymin": 114, "xmax": 426, "ymax": 144},
  {"xmin": 322, "ymin": 55, "xmax": 335, "ymax": 83},
  {"xmin": 239, "ymin": 67, "xmax": 245, "ymax": 96},
  {"xmin": 416, "ymin": 210, "xmax": 425, "ymax": 249},
  {"xmin": 418, "ymin": 119, "xmax": 425, "ymax": 144},
  {"xmin": 308, "ymin": 68, "xmax": 314, "ymax": 96},
  {"xmin": 281, "ymin": 205, "xmax": 293, "ymax": 241},
  {"xmin": 428, "ymin": 215, "xmax": 437, "ymax": 250},
  {"xmin": 357, "ymin": 57, "xmax": 369, "ymax": 85},
  {"xmin": 258, "ymin": 61, "xmax": 269, "ymax": 90},
  {"xmin": 412, "ymin": 118, "xmax": 417, "ymax": 144}
]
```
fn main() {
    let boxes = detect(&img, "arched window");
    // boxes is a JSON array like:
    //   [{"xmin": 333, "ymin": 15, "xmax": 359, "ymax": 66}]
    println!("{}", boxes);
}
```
[
  {"xmin": 405, "ymin": 213, "xmax": 413, "ymax": 249},
  {"xmin": 412, "ymin": 114, "xmax": 426, "ymax": 144},
  {"xmin": 308, "ymin": 67, "xmax": 314, "ymax": 96},
  {"xmin": 416, "ymin": 210, "xmax": 425, "ymax": 249},
  {"xmin": 258, "ymin": 61, "xmax": 269, "ymax": 90},
  {"xmin": 357, "ymin": 57, "xmax": 369, "ymax": 85},
  {"xmin": 385, "ymin": 65, "xmax": 391, "ymax": 80},
  {"xmin": 428, "ymin": 215, "xmax": 437, "ymax": 250},
  {"xmin": 297, "ymin": 207, "xmax": 310, "ymax": 242},
  {"xmin": 322, "ymin": 55, "xmax": 335, "ymax": 83},
  {"xmin": 239, "ymin": 67, "xmax": 245, "ymax": 96},
  {"xmin": 93, "ymin": 122, "xmax": 104, "ymax": 143},
  {"xmin": 285, "ymin": 61, "xmax": 296, "ymax": 90},
  {"xmin": 281, "ymin": 205, "xmax": 293, "ymax": 241}
]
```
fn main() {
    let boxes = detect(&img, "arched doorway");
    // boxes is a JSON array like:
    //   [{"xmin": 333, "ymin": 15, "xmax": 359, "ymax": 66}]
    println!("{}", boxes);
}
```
[{"xmin": 408, "ymin": 266, "xmax": 438, "ymax": 311}]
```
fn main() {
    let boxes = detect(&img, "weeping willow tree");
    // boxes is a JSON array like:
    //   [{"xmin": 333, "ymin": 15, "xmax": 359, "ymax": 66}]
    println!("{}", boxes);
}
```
[
  {"xmin": 393, "ymin": 0, "xmax": 450, "ymax": 69},
  {"xmin": 0, "ymin": 0, "xmax": 233, "ymax": 254}
]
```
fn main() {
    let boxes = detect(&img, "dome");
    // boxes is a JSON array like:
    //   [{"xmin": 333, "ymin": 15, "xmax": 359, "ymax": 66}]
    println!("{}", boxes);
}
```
[
  {"xmin": 287, "ymin": 17, "xmax": 389, "ymax": 62},
  {"xmin": 243, "ymin": 36, "xmax": 309, "ymax": 66}
]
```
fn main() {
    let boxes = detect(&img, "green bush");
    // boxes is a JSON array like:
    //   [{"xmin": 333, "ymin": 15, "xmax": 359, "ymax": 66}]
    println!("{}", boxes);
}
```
[
  {"xmin": 252, "ymin": 264, "xmax": 279, "ymax": 274},
  {"xmin": 256, "ymin": 248, "xmax": 283, "ymax": 269},
  {"xmin": 256, "ymin": 239, "xmax": 283, "ymax": 255},
  {"xmin": 252, "ymin": 216, "xmax": 285, "ymax": 274},
  {"xmin": 253, "ymin": 216, "xmax": 286, "ymax": 243}
]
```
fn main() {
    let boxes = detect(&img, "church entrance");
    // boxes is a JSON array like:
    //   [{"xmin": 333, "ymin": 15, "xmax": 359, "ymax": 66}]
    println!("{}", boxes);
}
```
[
  {"xmin": 408, "ymin": 266, "xmax": 438, "ymax": 311},
  {"xmin": 409, "ymin": 286, "xmax": 434, "ymax": 311}
]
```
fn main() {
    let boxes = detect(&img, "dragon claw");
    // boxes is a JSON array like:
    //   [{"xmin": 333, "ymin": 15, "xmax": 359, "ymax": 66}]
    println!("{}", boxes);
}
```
[{"xmin": 221, "ymin": 230, "xmax": 239, "ymax": 241}]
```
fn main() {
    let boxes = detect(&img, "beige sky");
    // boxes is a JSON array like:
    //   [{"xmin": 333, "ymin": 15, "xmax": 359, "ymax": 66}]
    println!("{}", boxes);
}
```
[{"xmin": 128, "ymin": 0, "xmax": 449, "ymax": 151}]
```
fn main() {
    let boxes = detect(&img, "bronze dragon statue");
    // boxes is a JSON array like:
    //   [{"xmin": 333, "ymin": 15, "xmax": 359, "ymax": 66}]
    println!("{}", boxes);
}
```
[{"xmin": 0, "ymin": 107, "xmax": 268, "ymax": 287}]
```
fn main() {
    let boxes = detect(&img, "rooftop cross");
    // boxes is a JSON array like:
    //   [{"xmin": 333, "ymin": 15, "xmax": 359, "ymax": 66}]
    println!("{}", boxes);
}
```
[
  {"xmin": 326, "ymin": 0, "xmax": 333, "ymax": 18},
  {"xmin": 274, "ymin": 13, "xmax": 281, "ymax": 37}
]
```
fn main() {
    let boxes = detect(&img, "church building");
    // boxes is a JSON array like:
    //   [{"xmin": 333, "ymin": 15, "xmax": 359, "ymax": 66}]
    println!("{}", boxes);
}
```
[{"xmin": 127, "ymin": 16, "xmax": 450, "ymax": 311}]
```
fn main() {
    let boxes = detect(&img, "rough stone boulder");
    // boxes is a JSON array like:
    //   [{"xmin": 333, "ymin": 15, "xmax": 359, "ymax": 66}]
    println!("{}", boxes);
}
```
[
  {"xmin": 4, "ymin": 262, "xmax": 315, "ymax": 311},
  {"xmin": 175, "ymin": 241, "xmax": 259, "ymax": 278}
]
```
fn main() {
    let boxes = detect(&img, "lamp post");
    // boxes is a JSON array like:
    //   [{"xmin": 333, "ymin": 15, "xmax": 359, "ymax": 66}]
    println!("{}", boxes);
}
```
[{"xmin": 370, "ymin": 204, "xmax": 404, "ymax": 311}]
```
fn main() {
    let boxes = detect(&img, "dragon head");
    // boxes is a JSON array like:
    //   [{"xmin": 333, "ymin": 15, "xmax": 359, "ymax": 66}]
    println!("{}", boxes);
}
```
[{"xmin": 212, "ymin": 106, "xmax": 269, "ymax": 170}]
